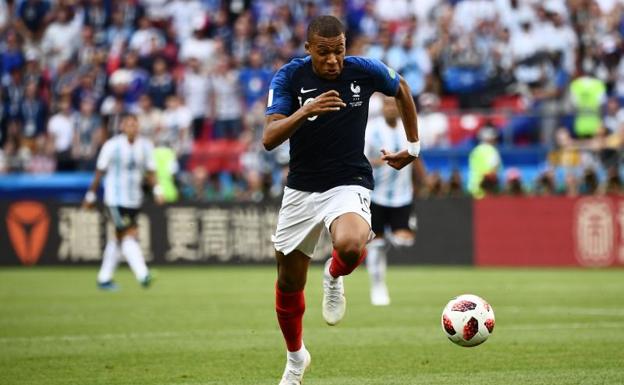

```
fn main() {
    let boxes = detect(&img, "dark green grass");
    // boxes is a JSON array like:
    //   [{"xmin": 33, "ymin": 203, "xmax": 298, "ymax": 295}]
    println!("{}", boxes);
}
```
[{"xmin": 1, "ymin": 266, "xmax": 623, "ymax": 385}]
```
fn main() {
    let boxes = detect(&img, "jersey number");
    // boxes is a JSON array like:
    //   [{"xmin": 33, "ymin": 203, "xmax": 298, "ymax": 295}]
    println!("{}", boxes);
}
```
[
  {"xmin": 298, "ymin": 97, "xmax": 318, "ymax": 121},
  {"xmin": 357, "ymin": 193, "xmax": 370, "ymax": 215}
]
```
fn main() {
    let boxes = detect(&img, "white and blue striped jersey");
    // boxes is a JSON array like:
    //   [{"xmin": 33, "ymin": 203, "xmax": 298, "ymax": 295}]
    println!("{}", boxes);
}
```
[
  {"xmin": 365, "ymin": 116, "xmax": 413, "ymax": 207},
  {"xmin": 96, "ymin": 134, "xmax": 155, "ymax": 209}
]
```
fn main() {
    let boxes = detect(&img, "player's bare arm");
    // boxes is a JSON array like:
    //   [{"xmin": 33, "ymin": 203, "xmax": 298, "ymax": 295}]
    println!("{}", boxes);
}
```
[
  {"xmin": 263, "ymin": 90, "xmax": 346, "ymax": 151},
  {"xmin": 82, "ymin": 169, "xmax": 105, "ymax": 209},
  {"xmin": 381, "ymin": 76, "xmax": 421, "ymax": 170}
]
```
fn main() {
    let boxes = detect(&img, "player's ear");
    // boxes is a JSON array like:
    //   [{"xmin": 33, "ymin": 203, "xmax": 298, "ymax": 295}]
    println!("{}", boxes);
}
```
[{"xmin": 304, "ymin": 41, "xmax": 310, "ymax": 55}]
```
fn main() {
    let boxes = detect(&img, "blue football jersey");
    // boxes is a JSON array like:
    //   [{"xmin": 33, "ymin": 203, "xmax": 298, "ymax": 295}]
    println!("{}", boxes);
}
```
[{"xmin": 266, "ymin": 56, "xmax": 400, "ymax": 192}]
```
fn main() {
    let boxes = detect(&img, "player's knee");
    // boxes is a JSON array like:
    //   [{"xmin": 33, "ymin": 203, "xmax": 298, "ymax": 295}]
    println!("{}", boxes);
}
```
[{"xmin": 333, "ymin": 238, "xmax": 364, "ymax": 266}]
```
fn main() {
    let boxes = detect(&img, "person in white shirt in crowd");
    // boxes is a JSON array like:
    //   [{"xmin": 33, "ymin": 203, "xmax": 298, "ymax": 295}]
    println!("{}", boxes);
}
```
[
  {"xmin": 364, "ymin": 96, "xmax": 425, "ymax": 306},
  {"xmin": 41, "ymin": 6, "xmax": 81, "ymax": 74},
  {"xmin": 180, "ymin": 56, "xmax": 212, "ymax": 140},
  {"xmin": 83, "ymin": 113, "xmax": 163, "ymax": 291},
  {"xmin": 47, "ymin": 97, "xmax": 75, "ymax": 171},
  {"xmin": 179, "ymin": 16, "xmax": 220, "ymax": 71},
  {"xmin": 160, "ymin": 94, "xmax": 193, "ymax": 166},
  {"xmin": 128, "ymin": 16, "xmax": 164, "ymax": 60},
  {"xmin": 136, "ymin": 94, "xmax": 163, "ymax": 142},
  {"xmin": 417, "ymin": 93, "xmax": 450, "ymax": 149},
  {"xmin": 209, "ymin": 54, "xmax": 244, "ymax": 139},
  {"xmin": 166, "ymin": 0, "xmax": 205, "ymax": 43}
]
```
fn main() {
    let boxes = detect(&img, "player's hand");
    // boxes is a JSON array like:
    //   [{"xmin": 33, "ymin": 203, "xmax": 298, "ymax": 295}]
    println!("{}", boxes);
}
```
[
  {"xmin": 81, "ymin": 200, "xmax": 95, "ymax": 210},
  {"xmin": 380, "ymin": 149, "xmax": 416, "ymax": 170},
  {"xmin": 303, "ymin": 90, "xmax": 346, "ymax": 117}
]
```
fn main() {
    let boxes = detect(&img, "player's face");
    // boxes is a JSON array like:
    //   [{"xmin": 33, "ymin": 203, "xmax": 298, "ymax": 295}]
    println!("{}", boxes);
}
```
[
  {"xmin": 306, "ymin": 33, "xmax": 346, "ymax": 80},
  {"xmin": 122, "ymin": 117, "xmax": 139, "ymax": 140}
]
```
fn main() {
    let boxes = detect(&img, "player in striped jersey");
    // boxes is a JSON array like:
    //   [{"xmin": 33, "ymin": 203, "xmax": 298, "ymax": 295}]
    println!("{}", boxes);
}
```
[
  {"xmin": 364, "ymin": 96, "xmax": 425, "ymax": 305},
  {"xmin": 83, "ymin": 114, "xmax": 163, "ymax": 290}
]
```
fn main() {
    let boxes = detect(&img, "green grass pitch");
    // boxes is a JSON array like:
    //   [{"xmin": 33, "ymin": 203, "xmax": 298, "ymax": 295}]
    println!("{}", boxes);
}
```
[{"xmin": 1, "ymin": 265, "xmax": 623, "ymax": 385}]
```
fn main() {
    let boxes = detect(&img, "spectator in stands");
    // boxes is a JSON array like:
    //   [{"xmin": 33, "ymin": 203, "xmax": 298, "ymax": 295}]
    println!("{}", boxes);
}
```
[
  {"xmin": 535, "ymin": 169, "xmax": 558, "ymax": 196},
  {"xmin": 16, "ymin": 0, "xmax": 52, "ymax": 42},
  {"xmin": 504, "ymin": 167, "xmax": 525, "ymax": 196},
  {"xmin": 417, "ymin": 93, "xmax": 449, "ymax": 149},
  {"xmin": 136, "ymin": 94, "xmax": 162, "ymax": 141},
  {"xmin": 47, "ymin": 97, "xmax": 75, "ymax": 171},
  {"xmin": 161, "ymin": 95, "xmax": 193, "ymax": 167},
  {"xmin": 72, "ymin": 97, "xmax": 103, "ymax": 170},
  {"xmin": 579, "ymin": 167, "xmax": 600, "ymax": 195},
  {"xmin": 180, "ymin": 56, "xmax": 212, "ymax": 140},
  {"xmin": 570, "ymin": 71, "xmax": 607, "ymax": 138},
  {"xmin": 468, "ymin": 126, "xmax": 502, "ymax": 198},
  {"xmin": 129, "ymin": 16, "xmax": 164, "ymax": 60},
  {"xmin": 605, "ymin": 166, "xmax": 623, "ymax": 195},
  {"xmin": 25, "ymin": 135, "xmax": 55, "ymax": 173},
  {"xmin": 19, "ymin": 79, "xmax": 47, "ymax": 144},
  {"xmin": 210, "ymin": 54, "xmax": 243, "ymax": 139},
  {"xmin": 166, "ymin": 0, "xmax": 205, "ymax": 44},
  {"xmin": 446, "ymin": 169, "xmax": 465, "ymax": 197},
  {"xmin": 1, "ymin": 30, "xmax": 24, "ymax": 78},
  {"xmin": 239, "ymin": 49, "xmax": 273, "ymax": 110},
  {"xmin": 41, "ymin": 6, "xmax": 80, "ymax": 74},
  {"xmin": 147, "ymin": 57, "xmax": 176, "ymax": 110}
]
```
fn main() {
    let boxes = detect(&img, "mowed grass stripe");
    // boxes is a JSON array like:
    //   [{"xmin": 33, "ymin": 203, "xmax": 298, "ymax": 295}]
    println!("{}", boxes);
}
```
[{"xmin": 0, "ymin": 266, "xmax": 623, "ymax": 385}]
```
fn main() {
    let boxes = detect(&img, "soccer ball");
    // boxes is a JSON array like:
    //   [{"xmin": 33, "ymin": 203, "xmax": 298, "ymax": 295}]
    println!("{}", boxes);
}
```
[{"xmin": 441, "ymin": 294, "xmax": 495, "ymax": 347}]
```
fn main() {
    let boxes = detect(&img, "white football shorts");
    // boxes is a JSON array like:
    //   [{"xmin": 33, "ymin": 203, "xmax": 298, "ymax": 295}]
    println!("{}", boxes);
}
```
[{"xmin": 272, "ymin": 185, "xmax": 373, "ymax": 257}]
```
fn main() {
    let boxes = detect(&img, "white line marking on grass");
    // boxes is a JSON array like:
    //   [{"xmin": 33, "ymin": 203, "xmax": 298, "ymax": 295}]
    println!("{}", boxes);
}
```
[{"xmin": 1, "ymin": 322, "xmax": 623, "ymax": 344}]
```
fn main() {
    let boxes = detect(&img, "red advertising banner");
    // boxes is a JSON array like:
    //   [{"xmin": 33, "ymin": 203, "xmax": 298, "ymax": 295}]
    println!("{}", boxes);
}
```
[{"xmin": 475, "ymin": 196, "xmax": 624, "ymax": 267}]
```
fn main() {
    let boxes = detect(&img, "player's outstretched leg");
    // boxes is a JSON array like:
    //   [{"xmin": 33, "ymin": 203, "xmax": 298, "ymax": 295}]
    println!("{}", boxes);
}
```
[
  {"xmin": 97, "ymin": 240, "xmax": 121, "ymax": 291},
  {"xmin": 120, "ymin": 235, "xmax": 151, "ymax": 287},
  {"xmin": 276, "ymin": 251, "xmax": 311, "ymax": 385},
  {"xmin": 366, "ymin": 238, "xmax": 390, "ymax": 306}
]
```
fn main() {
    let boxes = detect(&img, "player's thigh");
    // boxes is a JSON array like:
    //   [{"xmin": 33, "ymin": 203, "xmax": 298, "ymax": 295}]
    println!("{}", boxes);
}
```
[
  {"xmin": 320, "ymin": 186, "xmax": 372, "ymax": 250},
  {"xmin": 276, "ymin": 249, "xmax": 311, "ymax": 292},
  {"xmin": 388, "ymin": 204, "xmax": 412, "ymax": 233},
  {"xmin": 272, "ymin": 187, "xmax": 319, "ymax": 256},
  {"xmin": 370, "ymin": 202, "xmax": 390, "ymax": 237},
  {"xmin": 107, "ymin": 206, "xmax": 139, "ymax": 237}
]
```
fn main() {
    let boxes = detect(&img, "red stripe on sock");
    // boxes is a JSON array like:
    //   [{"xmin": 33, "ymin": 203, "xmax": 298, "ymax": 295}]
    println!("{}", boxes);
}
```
[
  {"xmin": 329, "ymin": 248, "xmax": 367, "ymax": 278},
  {"xmin": 275, "ymin": 285, "xmax": 305, "ymax": 352}
]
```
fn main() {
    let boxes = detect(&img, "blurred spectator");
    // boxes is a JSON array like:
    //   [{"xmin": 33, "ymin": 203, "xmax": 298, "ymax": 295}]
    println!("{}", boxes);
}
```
[
  {"xmin": 504, "ymin": 167, "xmax": 525, "ymax": 196},
  {"xmin": 129, "ymin": 16, "xmax": 164, "ymax": 60},
  {"xmin": 570, "ymin": 72, "xmax": 607, "ymax": 138},
  {"xmin": 147, "ymin": 57, "xmax": 176, "ymax": 109},
  {"xmin": 47, "ymin": 97, "xmax": 75, "ymax": 171},
  {"xmin": 210, "ymin": 55, "xmax": 244, "ymax": 139},
  {"xmin": 605, "ymin": 166, "xmax": 623, "ymax": 195},
  {"xmin": 180, "ymin": 57, "xmax": 212, "ymax": 140},
  {"xmin": 579, "ymin": 167, "xmax": 600, "ymax": 195},
  {"xmin": 16, "ymin": 0, "xmax": 52, "ymax": 42},
  {"xmin": 166, "ymin": 0, "xmax": 205, "ymax": 43},
  {"xmin": 19, "ymin": 80, "xmax": 48, "ymax": 143},
  {"xmin": 239, "ymin": 49, "xmax": 273, "ymax": 110},
  {"xmin": 71, "ymin": 97, "xmax": 103, "ymax": 170},
  {"xmin": 160, "ymin": 95, "xmax": 192, "ymax": 166},
  {"xmin": 154, "ymin": 143, "xmax": 180, "ymax": 203},
  {"xmin": 25, "ymin": 135, "xmax": 55, "ymax": 173},
  {"xmin": 417, "ymin": 93, "xmax": 449, "ymax": 149},
  {"xmin": 41, "ymin": 6, "xmax": 80, "ymax": 73},
  {"xmin": 535, "ymin": 169, "xmax": 558, "ymax": 196},
  {"xmin": 136, "ymin": 94, "xmax": 163, "ymax": 141},
  {"xmin": 468, "ymin": 126, "xmax": 501, "ymax": 198}
]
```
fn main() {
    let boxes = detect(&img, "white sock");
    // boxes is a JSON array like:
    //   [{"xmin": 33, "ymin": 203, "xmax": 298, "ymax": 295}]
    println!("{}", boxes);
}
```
[
  {"xmin": 121, "ymin": 236, "xmax": 149, "ymax": 282},
  {"xmin": 287, "ymin": 343, "xmax": 307, "ymax": 364},
  {"xmin": 367, "ymin": 238, "xmax": 386, "ymax": 286},
  {"xmin": 97, "ymin": 240, "xmax": 120, "ymax": 283}
]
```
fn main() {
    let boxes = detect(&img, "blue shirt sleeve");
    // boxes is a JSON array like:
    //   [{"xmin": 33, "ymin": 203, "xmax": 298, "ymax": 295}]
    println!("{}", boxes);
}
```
[
  {"xmin": 265, "ymin": 64, "xmax": 294, "ymax": 116},
  {"xmin": 351, "ymin": 57, "xmax": 400, "ymax": 96}
]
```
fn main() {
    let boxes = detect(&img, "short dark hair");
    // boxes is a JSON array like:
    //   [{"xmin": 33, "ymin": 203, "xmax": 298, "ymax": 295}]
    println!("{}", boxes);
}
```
[{"xmin": 306, "ymin": 15, "xmax": 345, "ymax": 41}]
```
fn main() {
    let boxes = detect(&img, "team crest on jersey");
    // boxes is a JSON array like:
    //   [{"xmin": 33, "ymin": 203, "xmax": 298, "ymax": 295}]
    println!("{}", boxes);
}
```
[{"xmin": 349, "ymin": 82, "xmax": 363, "ymax": 107}]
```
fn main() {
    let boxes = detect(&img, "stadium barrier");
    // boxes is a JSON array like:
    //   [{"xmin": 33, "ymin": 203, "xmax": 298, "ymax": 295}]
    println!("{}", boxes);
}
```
[
  {"xmin": 0, "ymin": 199, "xmax": 472, "ymax": 266},
  {"xmin": 1, "ymin": 197, "xmax": 622, "ymax": 267}
]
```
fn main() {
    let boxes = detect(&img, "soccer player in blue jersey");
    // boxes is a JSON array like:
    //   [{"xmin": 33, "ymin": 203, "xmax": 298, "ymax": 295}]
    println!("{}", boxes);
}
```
[{"xmin": 263, "ymin": 16, "xmax": 421, "ymax": 385}]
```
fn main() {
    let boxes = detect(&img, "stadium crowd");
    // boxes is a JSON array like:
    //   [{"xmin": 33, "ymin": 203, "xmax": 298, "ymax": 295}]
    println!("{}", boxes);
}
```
[{"xmin": 0, "ymin": 0, "xmax": 623, "ymax": 199}]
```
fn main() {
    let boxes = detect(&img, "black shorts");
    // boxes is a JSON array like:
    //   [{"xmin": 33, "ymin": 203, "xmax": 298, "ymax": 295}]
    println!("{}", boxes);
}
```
[
  {"xmin": 370, "ymin": 202, "xmax": 412, "ymax": 235},
  {"xmin": 106, "ymin": 206, "xmax": 140, "ymax": 232}
]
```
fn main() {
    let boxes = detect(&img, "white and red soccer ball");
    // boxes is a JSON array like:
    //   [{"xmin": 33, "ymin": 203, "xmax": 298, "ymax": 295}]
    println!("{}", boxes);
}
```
[{"xmin": 441, "ymin": 294, "xmax": 495, "ymax": 347}]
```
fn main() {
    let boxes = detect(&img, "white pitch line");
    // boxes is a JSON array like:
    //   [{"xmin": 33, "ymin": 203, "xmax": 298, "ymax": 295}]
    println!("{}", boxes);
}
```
[{"xmin": 1, "ymin": 322, "xmax": 623, "ymax": 344}]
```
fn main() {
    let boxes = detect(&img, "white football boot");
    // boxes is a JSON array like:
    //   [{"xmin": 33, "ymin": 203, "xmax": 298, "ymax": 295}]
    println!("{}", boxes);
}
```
[
  {"xmin": 370, "ymin": 281, "xmax": 390, "ymax": 306},
  {"xmin": 322, "ymin": 258, "xmax": 346, "ymax": 325},
  {"xmin": 279, "ymin": 347, "xmax": 311, "ymax": 385}
]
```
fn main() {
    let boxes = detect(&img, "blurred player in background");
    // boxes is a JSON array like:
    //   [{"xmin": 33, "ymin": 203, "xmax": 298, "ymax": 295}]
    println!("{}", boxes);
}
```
[
  {"xmin": 83, "ymin": 114, "xmax": 163, "ymax": 290},
  {"xmin": 365, "ymin": 96, "xmax": 425, "ymax": 306},
  {"xmin": 263, "ymin": 16, "xmax": 420, "ymax": 385}
]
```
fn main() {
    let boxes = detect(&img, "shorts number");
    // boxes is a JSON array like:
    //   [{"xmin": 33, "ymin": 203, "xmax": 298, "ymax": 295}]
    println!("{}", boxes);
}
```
[{"xmin": 357, "ymin": 193, "xmax": 370, "ymax": 214}]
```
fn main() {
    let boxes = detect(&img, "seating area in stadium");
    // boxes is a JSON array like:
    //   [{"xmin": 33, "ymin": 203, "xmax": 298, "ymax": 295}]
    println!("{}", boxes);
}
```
[{"xmin": 1, "ymin": 0, "xmax": 623, "ymax": 200}]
